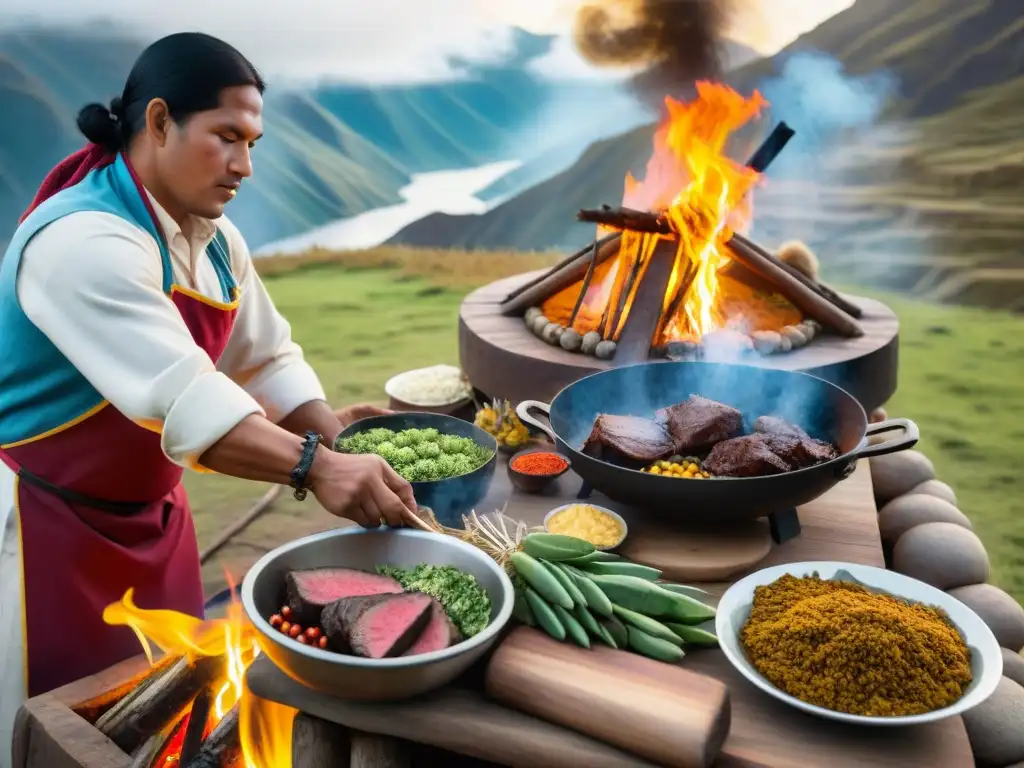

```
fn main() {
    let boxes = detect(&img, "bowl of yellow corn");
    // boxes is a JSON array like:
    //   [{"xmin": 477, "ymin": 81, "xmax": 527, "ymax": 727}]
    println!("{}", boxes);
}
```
[
  {"xmin": 543, "ymin": 503, "xmax": 627, "ymax": 551},
  {"xmin": 640, "ymin": 456, "xmax": 714, "ymax": 480},
  {"xmin": 473, "ymin": 399, "xmax": 531, "ymax": 454}
]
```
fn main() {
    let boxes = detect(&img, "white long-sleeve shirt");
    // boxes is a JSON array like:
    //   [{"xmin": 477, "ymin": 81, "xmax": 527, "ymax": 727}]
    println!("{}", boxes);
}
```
[
  {"xmin": 14, "ymin": 191, "xmax": 327, "ymax": 468},
  {"xmin": 0, "ymin": 193, "xmax": 328, "ymax": 761}
]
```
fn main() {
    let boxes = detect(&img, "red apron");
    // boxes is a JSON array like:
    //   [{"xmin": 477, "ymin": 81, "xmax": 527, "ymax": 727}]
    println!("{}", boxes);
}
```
[{"xmin": 0, "ymin": 184, "xmax": 237, "ymax": 697}]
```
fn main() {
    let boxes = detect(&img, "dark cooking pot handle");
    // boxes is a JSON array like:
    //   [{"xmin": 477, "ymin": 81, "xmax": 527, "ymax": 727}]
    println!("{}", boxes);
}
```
[
  {"xmin": 516, "ymin": 400, "xmax": 557, "ymax": 443},
  {"xmin": 853, "ymin": 417, "xmax": 920, "ymax": 460}
]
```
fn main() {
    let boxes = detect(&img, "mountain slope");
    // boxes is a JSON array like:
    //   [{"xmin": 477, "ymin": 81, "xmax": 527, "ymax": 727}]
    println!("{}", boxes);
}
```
[
  {"xmin": 386, "ymin": 0, "xmax": 1024, "ymax": 308},
  {"xmin": 0, "ymin": 26, "xmax": 634, "ymax": 250}
]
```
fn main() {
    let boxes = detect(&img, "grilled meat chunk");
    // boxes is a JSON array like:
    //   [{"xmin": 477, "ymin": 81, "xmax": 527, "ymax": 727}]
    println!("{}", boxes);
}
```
[
  {"xmin": 656, "ymin": 395, "xmax": 743, "ymax": 454},
  {"xmin": 701, "ymin": 434, "xmax": 792, "ymax": 477},
  {"xmin": 581, "ymin": 414, "xmax": 675, "ymax": 463}
]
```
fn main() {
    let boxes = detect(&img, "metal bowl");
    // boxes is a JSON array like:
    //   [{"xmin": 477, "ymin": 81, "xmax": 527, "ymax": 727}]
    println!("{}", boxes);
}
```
[
  {"xmin": 241, "ymin": 527, "xmax": 515, "ymax": 701},
  {"xmin": 337, "ymin": 412, "xmax": 498, "ymax": 528}
]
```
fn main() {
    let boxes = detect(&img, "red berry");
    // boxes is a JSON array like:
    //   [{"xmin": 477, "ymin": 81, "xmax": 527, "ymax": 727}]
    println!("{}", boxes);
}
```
[
  {"xmin": 288, "ymin": 624, "xmax": 303, "ymax": 638},
  {"xmin": 305, "ymin": 627, "xmax": 321, "ymax": 640},
  {"xmin": 296, "ymin": 634, "xmax": 308, "ymax": 644},
  {"xmin": 318, "ymin": 636, "xmax": 329, "ymax": 650},
  {"xmin": 281, "ymin": 606, "xmax": 293, "ymax": 618},
  {"xmin": 279, "ymin": 622, "xmax": 291, "ymax": 634},
  {"xmin": 269, "ymin": 614, "xmax": 283, "ymax": 628}
]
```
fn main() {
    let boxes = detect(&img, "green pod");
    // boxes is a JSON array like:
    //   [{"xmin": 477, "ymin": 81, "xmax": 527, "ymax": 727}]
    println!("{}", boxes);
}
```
[
  {"xmin": 512, "ymin": 590, "xmax": 537, "ymax": 626},
  {"xmin": 627, "ymin": 626, "xmax": 685, "ymax": 663},
  {"xmin": 579, "ymin": 560, "xmax": 663, "ymax": 581},
  {"xmin": 599, "ymin": 615, "xmax": 629, "ymax": 649},
  {"xmin": 563, "ymin": 551, "xmax": 622, "ymax": 566},
  {"xmin": 511, "ymin": 552, "xmax": 573, "ymax": 610},
  {"xmin": 523, "ymin": 587, "xmax": 565, "ymax": 641},
  {"xmin": 553, "ymin": 604, "xmax": 590, "ymax": 648},
  {"xmin": 561, "ymin": 564, "xmax": 613, "ymax": 617},
  {"xmin": 666, "ymin": 623, "xmax": 719, "ymax": 647},
  {"xmin": 541, "ymin": 560, "xmax": 586, "ymax": 608},
  {"xmin": 588, "ymin": 574, "xmax": 678, "ymax": 616},
  {"xmin": 522, "ymin": 532, "xmax": 595, "ymax": 562},
  {"xmin": 659, "ymin": 582, "xmax": 711, "ymax": 601},
  {"xmin": 571, "ymin": 603, "xmax": 603, "ymax": 638},
  {"xmin": 612, "ymin": 605, "xmax": 682, "ymax": 646}
]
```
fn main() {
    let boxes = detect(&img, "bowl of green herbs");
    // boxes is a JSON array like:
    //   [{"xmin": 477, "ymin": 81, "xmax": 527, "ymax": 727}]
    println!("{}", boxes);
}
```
[{"xmin": 334, "ymin": 413, "xmax": 497, "ymax": 527}]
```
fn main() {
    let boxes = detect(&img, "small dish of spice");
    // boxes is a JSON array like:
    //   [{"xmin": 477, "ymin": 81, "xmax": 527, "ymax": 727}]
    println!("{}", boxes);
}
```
[
  {"xmin": 543, "ymin": 503, "xmax": 627, "ymax": 550},
  {"xmin": 507, "ymin": 449, "xmax": 571, "ymax": 494}
]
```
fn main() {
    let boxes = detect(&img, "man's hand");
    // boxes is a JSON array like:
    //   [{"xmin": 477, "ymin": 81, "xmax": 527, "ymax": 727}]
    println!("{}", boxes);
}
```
[
  {"xmin": 334, "ymin": 402, "xmax": 393, "ymax": 428},
  {"xmin": 310, "ymin": 450, "xmax": 417, "ymax": 527}
]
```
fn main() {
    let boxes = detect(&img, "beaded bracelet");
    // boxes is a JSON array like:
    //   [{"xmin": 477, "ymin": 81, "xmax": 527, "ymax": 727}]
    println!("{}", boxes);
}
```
[{"xmin": 290, "ymin": 431, "xmax": 323, "ymax": 501}]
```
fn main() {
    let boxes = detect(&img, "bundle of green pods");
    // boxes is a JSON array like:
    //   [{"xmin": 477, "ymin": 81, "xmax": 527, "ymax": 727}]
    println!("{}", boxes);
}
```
[{"xmin": 509, "ymin": 532, "xmax": 719, "ymax": 663}]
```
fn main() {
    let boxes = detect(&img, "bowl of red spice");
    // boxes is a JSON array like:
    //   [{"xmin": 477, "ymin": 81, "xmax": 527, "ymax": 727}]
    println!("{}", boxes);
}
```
[{"xmin": 507, "ymin": 449, "xmax": 571, "ymax": 494}]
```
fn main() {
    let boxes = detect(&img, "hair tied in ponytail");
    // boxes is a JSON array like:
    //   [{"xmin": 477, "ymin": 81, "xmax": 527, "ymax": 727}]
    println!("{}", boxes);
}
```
[
  {"xmin": 75, "ymin": 101, "xmax": 123, "ymax": 153},
  {"xmin": 109, "ymin": 96, "xmax": 125, "ymax": 122}
]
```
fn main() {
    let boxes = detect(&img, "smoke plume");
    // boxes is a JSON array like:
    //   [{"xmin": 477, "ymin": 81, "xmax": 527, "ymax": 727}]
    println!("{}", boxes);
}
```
[{"xmin": 572, "ymin": 0, "xmax": 747, "ymax": 103}]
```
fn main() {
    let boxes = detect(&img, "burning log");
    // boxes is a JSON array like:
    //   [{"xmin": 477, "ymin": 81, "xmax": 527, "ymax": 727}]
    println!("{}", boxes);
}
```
[
  {"xmin": 179, "ymin": 686, "xmax": 214, "ymax": 765},
  {"xmin": 291, "ymin": 714, "xmax": 350, "ymax": 768},
  {"xmin": 79, "ymin": 654, "xmax": 179, "ymax": 724},
  {"xmin": 129, "ymin": 714, "xmax": 187, "ymax": 768},
  {"xmin": 500, "ymin": 233, "xmax": 621, "ymax": 315},
  {"xmin": 731, "ymin": 233, "xmax": 864, "ymax": 319},
  {"xmin": 744, "ymin": 121, "xmax": 795, "ymax": 173},
  {"xmin": 614, "ymin": 237, "xmax": 680, "ymax": 364},
  {"xmin": 727, "ymin": 237, "xmax": 863, "ymax": 337},
  {"xmin": 575, "ymin": 205, "xmax": 672, "ymax": 235},
  {"xmin": 184, "ymin": 702, "xmax": 242, "ymax": 768},
  {"xmin": 567, "ymin": 237, "xmax": 600, "ymax": 328},
  {"xmin": 100, "ymin": 654, "xmax": 226, "ymax": 755}
]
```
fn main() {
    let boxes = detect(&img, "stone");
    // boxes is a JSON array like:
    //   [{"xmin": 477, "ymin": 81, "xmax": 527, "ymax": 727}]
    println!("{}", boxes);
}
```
[
  {"xmin": 962, "ymin": 677, "xmax": 1024, "ymax": 767},
  {"xmin": 798, "ymin": 320, "xmax": 818, "ymax": 341},
  {"xmin": 891, "ymin": 522, "xmax": 990, "ymax": 590},
  {"xmin": 869, "ymin": 407, "xmax": 887, "ymax": 424},
  {"xmin": 1002, "ymin": 648, "xmax": 1024, "ymax": 689},
  {"xmin": 524, "ymin": 307, "xmax": 542, "ymax": 324},
  {"xmin": 907, "ymin": 478, "xmax": 958, "ymax": 507},
  {"xmin": 777, "ymin": 335, "xmax": 793, "ymax": 353},
  {"xmin": 878, "ymin": 494, "xmax": 972, "ymax": 546},
  {"xmin": 948, "ymin": 584, "xmax": 1024, "ymax": 652},
  {"xmin": 594, "ymin": 340, "xmax": 617, "ymax": 360},
  {"xmin": 541, "ymin": 322, "xmax": 563, "ymax": 345},
  {"xmin": 781, "ymin": 325, "xmax": 808, "ymax": 347},
  {"xmin": 530, "ymin": 314, "xmax": 550, "ymax": 336},
  {"xmin": 559, "ymin": 328, "xmax": 583, "ymax": 352},
  {"xmin": 751, "ymin": 330, "xmax": 781, "ymax": 354},
  {"xmin": 580, "ymin": 331, "xmax": 602, "ymax": 355},
  {"xmin": 870, "ymin": 450, "xmax": 935, "ymax": 505}
]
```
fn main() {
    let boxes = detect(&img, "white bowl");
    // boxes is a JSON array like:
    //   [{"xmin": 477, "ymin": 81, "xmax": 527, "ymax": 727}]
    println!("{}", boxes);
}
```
[
  {"xmin": 543, "ymin": 503, "xmax": 628, "ymax": 551},
  {"xmin": 716, "ymin": 561, "xmax": 1002, "ymax": 726},
  {"xmin": 384, "ymin": 365, "xmax": 473, "ymax": 413}
]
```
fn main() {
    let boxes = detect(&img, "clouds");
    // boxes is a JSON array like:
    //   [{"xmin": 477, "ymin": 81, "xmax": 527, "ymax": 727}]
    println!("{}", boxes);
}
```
[{"xmin": 2, "ymin": 0, "xmax": 566, "ymax": 85}]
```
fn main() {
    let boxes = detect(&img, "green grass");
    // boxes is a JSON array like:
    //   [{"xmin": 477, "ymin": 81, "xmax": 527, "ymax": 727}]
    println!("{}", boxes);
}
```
[{"xmin": 190, "ymin": 257, "xmax": 1024, "ymax": 606}]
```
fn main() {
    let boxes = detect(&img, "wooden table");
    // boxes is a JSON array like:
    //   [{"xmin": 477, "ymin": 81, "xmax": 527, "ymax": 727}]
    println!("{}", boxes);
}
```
[{"xmin": 247, "ymin": 454, "xmax": 974, "ymax": 768}]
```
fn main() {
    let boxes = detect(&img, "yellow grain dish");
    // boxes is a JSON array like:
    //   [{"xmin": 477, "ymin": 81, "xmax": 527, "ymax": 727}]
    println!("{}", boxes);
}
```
[
  {"xmin": 641, "ymin": 457, "xmax": 712, "ymax": 479},
  {"xmin": 546, "ymin": 504, "xmax": 624, "ymax": 548}
]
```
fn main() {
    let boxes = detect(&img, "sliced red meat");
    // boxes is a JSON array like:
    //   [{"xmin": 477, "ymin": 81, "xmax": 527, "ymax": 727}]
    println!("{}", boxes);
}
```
[
  {"xmin": 286, "ymin": 567, "xmax": 404, "ymax": 625},
  {"xmin": 402, "ymin": 599, "xmax": 462, "ymax": 656},
  {"xmin": 701, "ymin": 434, "xmax": 792, "ymax": 477},
  {"xmin": 655, "ymin": 395, "xmax": 743, "ymax": 454},
  {"xmin": 322, "ymin": 592, "xmax": 433, "ymax": 659},
  {"xmin": 581, "ymin": 414, "xmax": 675, "ymax": 463}
]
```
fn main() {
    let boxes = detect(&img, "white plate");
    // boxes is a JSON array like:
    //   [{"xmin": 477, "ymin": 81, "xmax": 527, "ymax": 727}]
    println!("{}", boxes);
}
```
[
  {"xmin": 543, "ymin": 503, "xmax": 628, "ymax": 551},
  {"xmin": 716, "ymin": 561, "xmax": 1003, "ymax": 726}
]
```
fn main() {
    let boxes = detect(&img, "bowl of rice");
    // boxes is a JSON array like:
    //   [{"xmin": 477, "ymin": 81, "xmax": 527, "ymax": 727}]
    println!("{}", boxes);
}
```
[{"xmin": 385, "ymin": 365, "xmax": 474, "ymax": 415}]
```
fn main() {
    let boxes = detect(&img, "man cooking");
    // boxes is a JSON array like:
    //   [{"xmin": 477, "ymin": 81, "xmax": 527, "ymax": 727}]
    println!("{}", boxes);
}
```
[{"xmin": 0, "ymin": 31, "xmax": 417, "ymax": 753}]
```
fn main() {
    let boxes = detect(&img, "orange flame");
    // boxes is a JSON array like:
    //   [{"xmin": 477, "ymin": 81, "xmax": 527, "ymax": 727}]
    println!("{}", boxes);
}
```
[
  {"xmin": 541, "ymin": 82, "xmax": 801, "ymax": 343},
  {"xmin": 103, "ymin": 583, "xmax": 295, "ymax": 767}
]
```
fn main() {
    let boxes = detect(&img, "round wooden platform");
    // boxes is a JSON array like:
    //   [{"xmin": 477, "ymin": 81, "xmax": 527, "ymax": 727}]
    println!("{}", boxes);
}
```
[{"xmin": 459, "ymin": 270, "xmax": 900, "ymax": 411}]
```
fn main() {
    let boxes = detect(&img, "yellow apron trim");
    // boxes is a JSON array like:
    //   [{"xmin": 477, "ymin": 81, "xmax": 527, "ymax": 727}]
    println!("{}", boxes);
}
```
[
  {"xmin": 170, "ymin": 284, "xmax": 241, "ymax": 311},
  {"xmin": 14, "ymin": 476, "xmax": 28, "ymax": 698},
  {"xmin": 0, "ymin": 400, "xmax": 110, "ymax": 450}
]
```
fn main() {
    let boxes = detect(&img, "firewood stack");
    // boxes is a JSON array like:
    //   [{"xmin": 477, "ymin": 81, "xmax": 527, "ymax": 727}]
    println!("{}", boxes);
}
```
[{"xmin": 498, "ymin": 122, "xmax": 867, "ymax": 364}]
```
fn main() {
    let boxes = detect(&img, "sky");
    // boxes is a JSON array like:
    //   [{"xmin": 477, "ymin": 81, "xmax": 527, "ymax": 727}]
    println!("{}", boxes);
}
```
[{"xmin": 3, "ymin": 0, "xmax": 855, "ymax": 85}]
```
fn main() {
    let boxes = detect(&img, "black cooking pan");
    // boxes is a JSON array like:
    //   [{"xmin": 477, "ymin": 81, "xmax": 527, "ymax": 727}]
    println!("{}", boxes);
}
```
[{"xmin": 516, "ymin": 361, "xmax": 918, "ymax": 522}]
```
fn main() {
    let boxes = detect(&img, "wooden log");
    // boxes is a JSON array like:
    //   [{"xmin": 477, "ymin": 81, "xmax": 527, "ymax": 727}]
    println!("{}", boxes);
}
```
[
  {"xmin": 79, "ymin": 654, "xmax": 177, "ymax": 725},
  {"xmin": 350, "ymin": 732, "xmax": 411, "ymax": 768},
  {"xmin": 499, "ymin": 234, "xmax": 622, "ymax": 316},
  {"xmin": 730, "ymin": 233, "xmax": 864, "ymax": 319},
  {"xmin": 179, "ymin": 686, "xmax": 214, "ymax": 765},
  {"xmin": 292, "ymin": 713, "xmax": 351, "ymax": 768},
  {"xmin": 568, "ymin": 237, "xmax": 600, "ymax": 328},
  {"xmin": 500, "ymin": 232, "xmax": 620, "ymax": 306},
  {"xmin": 184, "ymin": 703, "xmax": 241, "ymax": 768},
  {"xmin": 727, "ymin": 237, "xmax": 864, "ymax": 337},
  {"xmin": 614, "ymin": 237, "xmax": 680, "ymax": 364},
  {"xmin": 129, "ymin": 714, "xmax": 187, "ymax": 768},
  {"xmin": 744, "ymin": 121, "xmax": 795, "ymax": 173},
  {"xmin": 103, "ymin": 655, "xmax": 226, "ymax": 755},
  {"xmin": 577, "ymin": 206, "xmax": 668, "ymax": 235}
]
